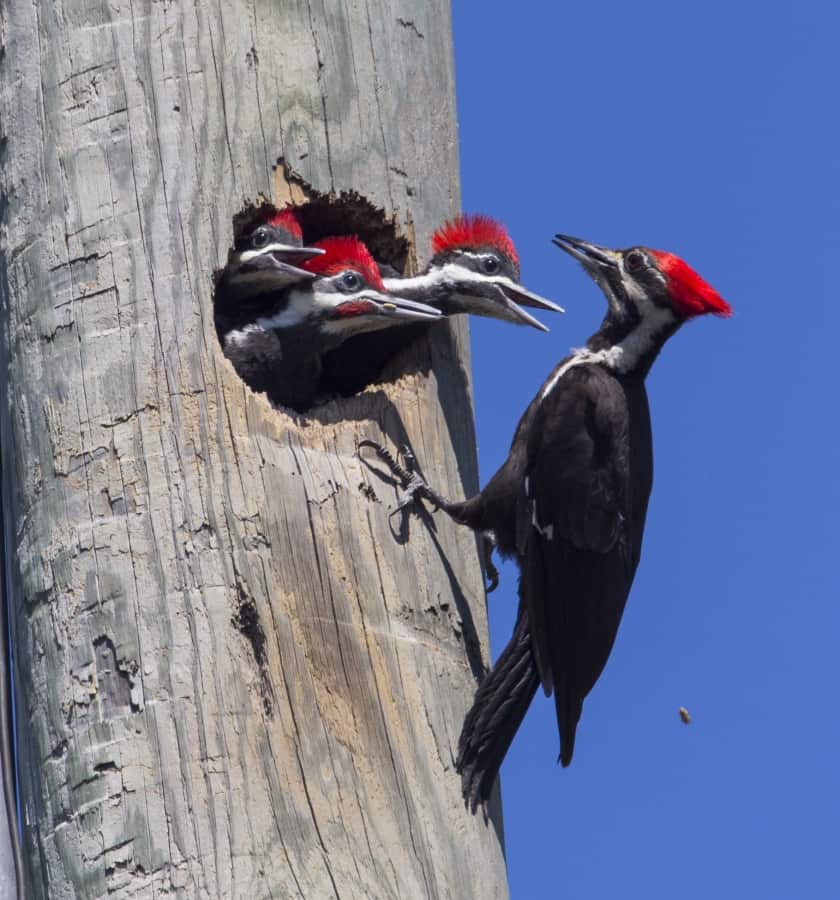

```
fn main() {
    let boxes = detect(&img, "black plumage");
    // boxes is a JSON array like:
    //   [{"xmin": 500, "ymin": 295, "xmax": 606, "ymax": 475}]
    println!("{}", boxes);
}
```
[{"xmin": 362, "ymin": 234, "xmax": 731, "ymax": 809}]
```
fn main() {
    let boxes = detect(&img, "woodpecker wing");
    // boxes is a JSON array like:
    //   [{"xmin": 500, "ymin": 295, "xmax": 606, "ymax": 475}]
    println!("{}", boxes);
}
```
[{"xmin": 515, "ymin": 364, "xmax": 635, "ymax": 765}]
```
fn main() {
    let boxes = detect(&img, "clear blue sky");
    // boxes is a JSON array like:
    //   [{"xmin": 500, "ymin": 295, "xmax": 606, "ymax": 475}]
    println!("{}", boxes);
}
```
[{"xmin": 452, "ymin": 2, "xmax": 840, "ymax": 897}]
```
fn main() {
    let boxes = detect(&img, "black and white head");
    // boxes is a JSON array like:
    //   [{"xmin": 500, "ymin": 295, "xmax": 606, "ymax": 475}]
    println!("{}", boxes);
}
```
[
  {"xmin": 553, "ymin": 234, "xmax": 732, "ymax": 366},
  {"xmin": 425, "ymin": 214, "xmax": 564, "ymax": 330},
  {"xmin": 297, "ymin": 236, "xmax": 442, "ymax": 338},
  {"xmin": 220, "ymin": 206, "xmax": 325, "ymax": 300}
]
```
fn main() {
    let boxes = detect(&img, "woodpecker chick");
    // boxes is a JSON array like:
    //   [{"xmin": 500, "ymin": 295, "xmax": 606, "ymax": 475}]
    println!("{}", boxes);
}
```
[
  {"xmin": 215, "ymin": 233, "xmax": 441, "ymax": 411},
  {"xmin": 362, "ymin": 234, "xmax": 730, "ymax": 809},
  {"xmin": 383, "ymin": 214, "xmax": 564, "ymax": 331},
  {"xmin": 224, "ymin": 205, "xmax": 325, "ymax": 291}
]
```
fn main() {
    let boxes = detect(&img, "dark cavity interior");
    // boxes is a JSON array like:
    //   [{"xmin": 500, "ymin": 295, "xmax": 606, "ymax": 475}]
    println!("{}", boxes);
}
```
[{"xmin": 221, "ymin": 175, "xmax": 436, "ymax": 413}]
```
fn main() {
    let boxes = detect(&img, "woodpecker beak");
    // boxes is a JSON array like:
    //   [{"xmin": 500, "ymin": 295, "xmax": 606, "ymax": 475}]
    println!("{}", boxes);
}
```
[
  {"xmin": 460, "ymin": 281, "xmax": 561, "ymax": 332},
  {"xmin": 553, "ymin": 235, "xmax": 621, "ymax": 272},
  {"xmin": 268, "ymin": 243, "xmax": 326, "ymax": 264},
  {"xmin": 332, "ymin": 292, "xmax": 442, "ymax": 323},
  {"xmin": 234, "ymin": 248, "xmax": 317, "ymax": 294},
  {"xmin": 493, "ymin": 280, "xmax": 565, "ymax": 331},
  {"xmin": 239, "ymin": 242, "xmax": 324, "ymax": 277}
]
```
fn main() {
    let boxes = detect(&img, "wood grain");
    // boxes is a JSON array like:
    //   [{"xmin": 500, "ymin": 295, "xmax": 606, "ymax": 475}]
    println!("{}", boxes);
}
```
[{"xmin": 0, "ymin": 0, "xmax": 508, "ymax": 896}]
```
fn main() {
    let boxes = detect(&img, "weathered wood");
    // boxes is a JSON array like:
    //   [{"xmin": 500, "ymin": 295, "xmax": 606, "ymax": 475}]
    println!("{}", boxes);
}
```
[{"xmin": 0, "ymin": 1, "xmax": 508, "ymax": 897}]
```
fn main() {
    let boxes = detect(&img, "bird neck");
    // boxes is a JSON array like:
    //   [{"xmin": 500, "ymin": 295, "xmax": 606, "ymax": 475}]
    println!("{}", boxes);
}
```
[
  {"xmin": 215, "ymin": 280, "xmax": 325, "ymax": 351},
  {"xmin": 214, "ymin": 274, "xmax": 287, "ymax": 324},
  {"xmin": 586, "ymin": 308, "xmax": 680, "ymax": 379}
]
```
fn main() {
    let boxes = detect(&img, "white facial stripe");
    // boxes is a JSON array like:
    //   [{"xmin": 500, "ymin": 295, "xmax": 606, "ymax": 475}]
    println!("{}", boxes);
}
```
[
  {"xmin": 437, "ymin": 261, "xmax": 489, "ymax": 287},
  {"xmin": 383, "ymin": 272, "xmax": 443, "ymax": 292},
  {"xmin": 245, "ymin": 287, "xmax": 337, "ymax": 332},
  {"xmin": 239, "ymin": 242, "xmax": 300, "ymax": 263},
  {"xmin": 385, "ymin": 263, "xmax": 512, "ymax": 294}
]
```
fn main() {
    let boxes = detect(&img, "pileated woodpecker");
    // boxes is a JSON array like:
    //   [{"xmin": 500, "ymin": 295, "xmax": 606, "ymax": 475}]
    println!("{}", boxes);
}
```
[
  {"xmin": 361, "ymin": 235, "xmax": 731, "ymax": 809},
  {"xmin": 382, "ymin": 214, "xmax": 564, "ymax": 330},
  {"xmin": 215, "ymin": 231, "xmax": 441, "ymax": 410}
]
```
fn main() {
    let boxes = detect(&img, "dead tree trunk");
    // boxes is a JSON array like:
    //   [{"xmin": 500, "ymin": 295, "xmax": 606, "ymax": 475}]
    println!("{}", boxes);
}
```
[{"xmin": 0, "ymin": 1, "xmax": 508, "ymax": 897}]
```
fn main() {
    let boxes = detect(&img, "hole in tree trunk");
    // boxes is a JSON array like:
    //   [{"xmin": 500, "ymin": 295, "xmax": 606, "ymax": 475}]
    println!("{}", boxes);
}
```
[{"xmin": 215, "ymin": 160, "xmax": 435, "ymax": 413}]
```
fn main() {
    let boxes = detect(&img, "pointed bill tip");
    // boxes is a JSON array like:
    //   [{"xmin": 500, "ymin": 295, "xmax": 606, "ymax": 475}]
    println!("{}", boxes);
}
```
[
  {"xmin": 553, "ymin": 233, "xmax": 621, "ymax": 271},
  {"xmin": 503, "ymin": 301, "xmax": 550, "ymax": 332},
  {"xmin": 367, "ymin": 292, "xmax": 442, "ymax": 322},
  {"xmin": 495, "ymin": 282, "xmax": 563, "ymax": 330},
  {"xmin": 500, "ymin": 280, "xmax": 565, "ymax": 314}
]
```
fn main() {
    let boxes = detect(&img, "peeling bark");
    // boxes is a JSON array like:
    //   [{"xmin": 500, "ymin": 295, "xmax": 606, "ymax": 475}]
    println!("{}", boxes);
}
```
[{"xmin": 0, "ymin": 1, "xmax": 508, "ymax": 897}]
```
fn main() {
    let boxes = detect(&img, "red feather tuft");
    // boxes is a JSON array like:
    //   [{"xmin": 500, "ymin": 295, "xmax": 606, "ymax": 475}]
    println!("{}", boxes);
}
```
[
  {"xmin": 255, "ymin": 206, "xmax": 304, "ymax": 242},
  {"xmin": 649, "ymin": 251, "xmax": 732, "ymax": 319},
  {"xmin": 432, "ymin": 214, "xmax": 519, "ymax": 266},
  {"xmin": 301, "ymin": 236, "xmax": 384, "ymax": 290}
]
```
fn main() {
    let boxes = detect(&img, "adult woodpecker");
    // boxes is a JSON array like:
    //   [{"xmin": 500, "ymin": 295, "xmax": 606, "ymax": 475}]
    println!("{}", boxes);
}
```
[
  {"xmin": 215, "ymin": 231, "xmax": 441, "ymax": 410},
  {"xmin": 361, "ymin": 235, "xmax": 731, "ymax": 809},
  {"xmin": 383, "ymin": 214, "xmax": 564, "ymax": 331}
]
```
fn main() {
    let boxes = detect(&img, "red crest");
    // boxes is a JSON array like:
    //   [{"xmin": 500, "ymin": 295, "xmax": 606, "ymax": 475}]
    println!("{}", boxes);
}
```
[
  {"xmin": 650, "ymin": 251, "xmax": 732, "ymax": 319},
  {"xmin": 432, "ymin": 214, "xmax": 519, "ymax": 267},
  {"xmin": 301, "ymin": 236, "xmax": 385, "ymax": 290},
  {"xmin": 253, "ymin": 206, "xmax": 304, "ymax": 242}
]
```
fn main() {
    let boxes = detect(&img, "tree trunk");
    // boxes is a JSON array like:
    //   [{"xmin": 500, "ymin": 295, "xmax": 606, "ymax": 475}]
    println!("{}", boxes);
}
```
[{"xmin": 0, "ymin": 1, "xmax": 508, "ymax": 897}]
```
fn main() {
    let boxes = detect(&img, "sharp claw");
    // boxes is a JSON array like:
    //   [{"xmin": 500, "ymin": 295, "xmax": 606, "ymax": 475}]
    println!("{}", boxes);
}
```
[
  {"xmin": 390, "ymin": 473, "xmax": 431, "ymax": 517},
  {"xmin": 401, "ymin": 445, "xmax": 417, "ymax": 474},
  {"xmin": 390, "ymin": 485, "xmax": 421, "ymax": 518},
  {"xmin": 358, "ymin": 439, "xmax": 435, "ymax": 517}
]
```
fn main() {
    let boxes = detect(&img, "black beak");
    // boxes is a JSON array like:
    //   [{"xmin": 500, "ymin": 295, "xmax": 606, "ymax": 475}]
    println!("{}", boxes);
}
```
[
  {"xmin": 240, "ymin": 252, "xmax": 316, "ymax": 290},
  {"xmin": 497, "ymin": 281, "xmax": 565, "ymax": 321},
  {"xmin": 500, "ymin": 281, "xmax": 564, "ymax": 313},
  {"xmin": 489, "ymin": 285, "xmax": 551, "ymax": 332},
  {"xmin": 553, "ymin": 234, "xmax": 621, "ymax": 271},
  {"xmin": 274, "ymin": 244, "xmax": 326, "ymax": 264},
  {"xmin": 357, "ymin": 291, "xmax": 443, "ymax": 322},
  {"xmin": 467, "ymin": 280, "xmax": 564, "ymax": 332}
]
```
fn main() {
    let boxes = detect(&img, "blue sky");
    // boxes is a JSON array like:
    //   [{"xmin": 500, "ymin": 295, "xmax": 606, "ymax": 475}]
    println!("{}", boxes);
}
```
[{"xmin": 452, "ymin": 1, "xmax": 840, "ymax": 897}]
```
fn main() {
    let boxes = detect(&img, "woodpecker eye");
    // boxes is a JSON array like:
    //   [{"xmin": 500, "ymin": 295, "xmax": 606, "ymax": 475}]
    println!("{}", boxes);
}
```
[
  {"xmin": 625, "ymin": 251, "xmax": 645, "ymax": 273},
  {"xmin": 339, "ymin": 270, "xmax": 363, "ymax": 292},
  {"xmin": 481, "ymin": 255, "xmax": 501, "ymax": 275},
  {"xmin": 252, "ymin": 228, "xmax": 270, "ymax": 249}
]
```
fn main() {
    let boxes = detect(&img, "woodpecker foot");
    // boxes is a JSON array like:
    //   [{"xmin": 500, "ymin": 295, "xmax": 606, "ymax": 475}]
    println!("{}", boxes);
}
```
[{"xmin": 358, "ymin": 440, "xmax": 444, "ymax": 519}]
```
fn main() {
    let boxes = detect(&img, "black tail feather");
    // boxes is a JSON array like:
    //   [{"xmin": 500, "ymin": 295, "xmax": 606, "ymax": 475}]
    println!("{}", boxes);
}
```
[
  {"xmin": 556, "ymin": 686, "xmax": 583, "ymax": 768},
  {"xmin": 456, "ymin": 607, "xmax": 540, "ymax": 812}
]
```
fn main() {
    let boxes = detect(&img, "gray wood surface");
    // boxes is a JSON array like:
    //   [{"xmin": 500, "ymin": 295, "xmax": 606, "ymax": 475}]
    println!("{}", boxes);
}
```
[{"xmin": 0, "ymin": 0, "xmax": 509, "ymax": 897}]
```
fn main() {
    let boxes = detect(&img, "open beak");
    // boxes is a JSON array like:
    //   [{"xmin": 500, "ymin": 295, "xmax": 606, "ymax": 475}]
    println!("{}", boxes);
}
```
[
  {"xmin": 552, "ymin": 234, "xmax": 621, "ymax": 272},
  {"xmin": 267, "ymin": 242, "xmax": 326, "ymax": 264},
  {"xmin": 494, "ymin": 280, "xmax": 565, "ymax": 331},
  {"xmin": 239, "ymin": 248, "xmax": 317, "ymax": 290}
]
